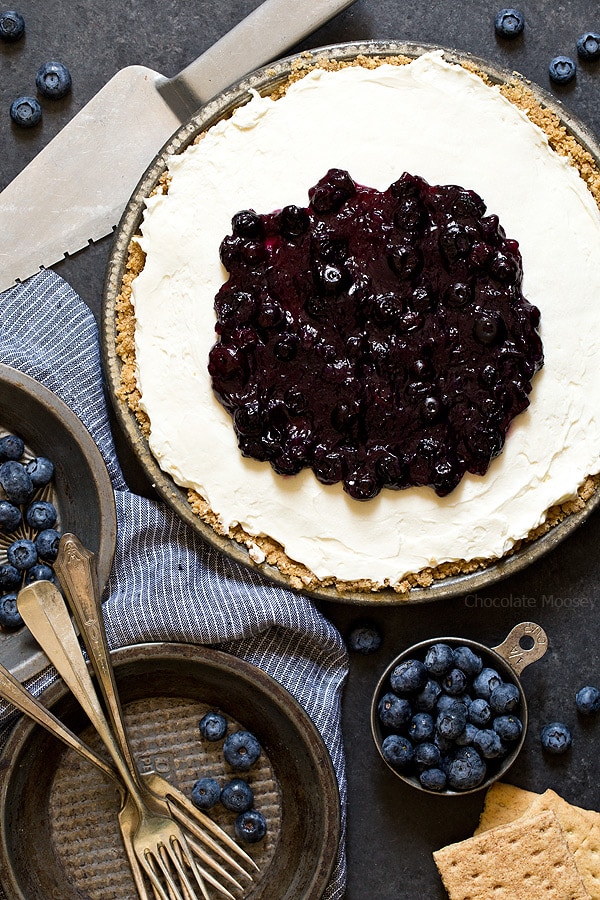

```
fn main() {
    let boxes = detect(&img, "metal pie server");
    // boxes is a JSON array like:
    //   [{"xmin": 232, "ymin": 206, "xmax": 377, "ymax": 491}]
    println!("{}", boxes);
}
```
[{"xmin": 0, "ymin": 0, "xmax": 357, "ymax": 293}]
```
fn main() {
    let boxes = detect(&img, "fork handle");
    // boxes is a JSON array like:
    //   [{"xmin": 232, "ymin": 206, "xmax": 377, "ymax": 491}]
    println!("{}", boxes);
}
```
[{"xmin": 54, "ymin": 533, "xmax": 140, "ymax": 779}]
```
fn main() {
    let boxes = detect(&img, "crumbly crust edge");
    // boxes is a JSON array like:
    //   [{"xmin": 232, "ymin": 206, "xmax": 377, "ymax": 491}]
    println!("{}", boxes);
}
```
[{"xmin": 114, "ymin": 52, "xmax": 600, "ymax": 598}]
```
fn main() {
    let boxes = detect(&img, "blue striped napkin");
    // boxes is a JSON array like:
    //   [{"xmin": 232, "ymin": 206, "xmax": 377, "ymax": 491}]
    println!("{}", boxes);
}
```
[{"xmin": 0, "ymin": 270, "xmax": 348, "ymax": 899}]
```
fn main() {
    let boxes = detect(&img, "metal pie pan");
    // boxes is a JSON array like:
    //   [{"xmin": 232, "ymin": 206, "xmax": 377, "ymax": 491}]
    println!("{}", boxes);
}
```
[
  {"xmin": 0, "ymin": 641, "xmax": 340, "ymax": 899},
  {"xmin": 102, "ymin": 40, "xmax": 600, "ymax": 605},
  {"xmin": 0, "ymin": 364, "xmax": 117, "ymax": 679}
]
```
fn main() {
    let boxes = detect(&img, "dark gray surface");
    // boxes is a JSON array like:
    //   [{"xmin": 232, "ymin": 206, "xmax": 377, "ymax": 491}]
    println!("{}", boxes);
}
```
[{"xmin": 2, "ymin": 2, "xmax": 600, "ymax": 898}]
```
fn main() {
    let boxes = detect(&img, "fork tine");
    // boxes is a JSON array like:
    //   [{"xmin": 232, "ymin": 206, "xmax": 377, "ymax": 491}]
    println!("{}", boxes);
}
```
[
  {"xmin": 139, "ymin": 851, "xmax": 174, "ymax": 900},
  {"xmin": 168, "ymin": 836, "xmax": 211, "ymax": 900},
  {"xmin": 168, "ymin": 799, "xmax": 253, "ymax": 881},
  {"xmin": 182, "ymin": 832, "xmax": 244, "ymax": 892}
]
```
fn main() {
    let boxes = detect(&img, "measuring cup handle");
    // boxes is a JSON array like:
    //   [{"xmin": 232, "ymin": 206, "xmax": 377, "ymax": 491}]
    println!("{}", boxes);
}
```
[{"xmin": 492, "ymin": 621, "xmax": 548, "ymax": 676}]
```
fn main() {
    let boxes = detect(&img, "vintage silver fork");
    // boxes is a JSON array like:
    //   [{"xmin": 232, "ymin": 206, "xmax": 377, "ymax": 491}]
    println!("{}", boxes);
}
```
[
  {"xmin": 17, "ymin": 580, "xmax": 210, "ymax": 900},
  {"xmin": 53, "ymin": 533, "xmax": 258, "ymax": 890}
]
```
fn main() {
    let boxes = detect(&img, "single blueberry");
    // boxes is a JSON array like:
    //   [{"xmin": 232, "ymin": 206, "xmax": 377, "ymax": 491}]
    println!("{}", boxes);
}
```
[
  {"xmin": 415, "ymin": 679, "xmax": 442, "ymax": 712},
  {"xmin": 0, "ymin": 563, "xmax": 20, "ymax": 590},
  {"xmin": 493, "ymin": 715, "xmax": 523, "ymax": 743},
  {"xmin": 25, "ymin": 456, "xmax": 54, "ymax": 488},
  {"xmin": 455, "ymin": 722, "xmax": 479, "ymax": 747},
  {"xmin": 378, "ymin": 692, "xmax": 412, "ymax": 730},
  {"xmin": 424, "ymin": 643, "xmax": 456, "ymax": 677},
  {"xmin": 35, "ymin": 528, "xmax": 61, "ymax": 561},
  {"xmin": 199, "ymin": 711, "xmax": 227, "ymax": 742},
  {"xmin": 494, "ymin": 8, "xmax": 524, "ymax": 38},
  {"xmin": 490, "ymin": 682, "xmax": 520, "ymax": 715},
  {"xmin": 0, "ymin": 10, "xmax": 25, "ymax": 41},
  {"xmin": 25, "ymin": 562, "xmax": 55, "ymax": 584},
  {"xmin": 442, "ymin": 668, "xmax": 468, "ymax": 696},
  {"xmin": 575, "ymin": 685, "xmax": 600, "ymax": 715},
  {"xmin": 453, "ymin": 646, "xmax": 484, "ymax": 678},
  {"xmin": 446, "ymin": 746, "xmax": 487, "ymax": 791},
  {"xmin": 347, "ymin": 623, "xmax": 382, "ymax": 654},
  {"xmin": 190, "ymin": 777, "xmax": 220, "ymax": 811},
  {"xmin": 0, "ymin": 434, "xmax": 24, "ymax": 461},
  {"xmin": 419, "ymin": 767, "xmax": 447, "ymax": 792},
  {"xmin": 223, "ymin": 731, "xmax": 261, "ymax": 770},
  {"xmin": 9, "ymin": 96, "xmax": 42, "ymax": 128},
  {"xmin": 25, "ymin": 500, "xmax": 57, "ymax": 531},
  {"xmin": 549, "ymin": 56, "xmax": 576, "ymax": 85},
  {"xmin": 468, "ymin": 698, "xmax": 493, "ymax": 728},
  {"xmin": 436, "ymin": 701, "xmax": 468, "ymax": 740},
  {"xmin": 381, "ymin": 734, "xmax": 414, "ymax": 770},
  {"xmin": 220, "ymin": 778, "xmax": 254, "ymax": 813},
  {"xmin": 7, "ymin": 538, "xmax": 37, "ymax": 570},
  {"xmin": 473, "ymin": 667, "xmax": 503, "ymax": 700},
  {"xmin": 437, "ymin": 692, "xmax": 470, "ymax": 713},
  {"xmin": 231, "ymin": 209, "xmax": 263, "ymax": 240},
  {"xmin": 473, "ymin": 728, "xmax": 506, "ymax": 759},
  {"xmin": 540, "ymin": 722, "xmax": 572, "ymax": 754},
  {"xmin": 409, "ymin": 712, "xmax": 435, "ymax": 743},
  {"xmin": 0, "ymin": 460, "xmax": 34, "ymax": 503},
  {"xmin": 35, "ymin": 61, "xmax": 72, "ymax": 100},
  {"xmin": 0, "ymin": 500, "xmax": 22, "ymax": 533},
  {"xmin": 576, "ymin": 31, "xmax": 600, "ymax": 61},
  {"xmin": 414, "ymin": 741, "xmax": 442, "ymax": 772},
  {"xmin": 234, "ymin": 809, "xmax": 267, "ymax": 844},
  {"xmin": 0, "ymin": 592, "xmax": 22, "ymax": 628},
  {"xmin": 390, "ymin": 658, "xmax": 428, "ymax": 694}
]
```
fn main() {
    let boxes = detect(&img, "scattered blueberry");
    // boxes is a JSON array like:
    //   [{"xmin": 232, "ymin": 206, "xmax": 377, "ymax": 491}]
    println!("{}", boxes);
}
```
[
  {"xmin": 576, "ymin": 31, "xmax": 600, "ymax": 61},
  {"xmin": 473, "ymin": 667, "xmax": 503, "ymax": 700},
  {"xmin": 7, "ymin": 538, "xmax": 37, "ymax": 570},
  {"xmin": 490, "ymin": 682, "xmax": 520, "ymax": 715},
  {"xmin": 347, "ymin": 622, "xmax": 382, "ymax": 654},
  {"xmin": 0, "ymin": 563, "xmax": 20, "ymax": 591},
  {"xmin": 190, "ymin": 777, "xmax": 221, "ymax": 811},
  {"xmin": 234, "ymin": 809, "xmax": 267, "ymax": 843},
  {"xmin": 0, "ymin": 592, "xmax": 22, "ymax": 628},
  {"xmin": 0, "ymin": 500, "xmax": 22, "ymax": 533},
  {"xmin": 223, "ymin": 731, "xmax": 261, "ymax": 770},
  {"xmin": 35, "ymin": 528, "xmax": 60, "ymax": 561},
  {"xmin": 575, "ymin": 685, "xmax": 600, "ymax": 716},
  {"xmin": 419, "ymin": 767, "xmax": 447, "ymax": 791},
  {"xmin": 0, "ymin": 460, "xmax": 34, "ymax": 503},
  {"xmin": 381, "ymin": 734, "xmax": 414, "ymax": 770},
  {"xmin": 35, "ymin": 61, "xmax": 72, "ymax": 100},
  {"xmin": 0, "ymin": 9, "xmax": 24, "ymax": 42},
  {"xmin": 9, "ymin": 95, "xmax": 42, "ymax": 128},
  {"xmin": 220, "ymin": 778, "xmax": 254, "ymax": 813},
  {"xmin": 25, "ymin": 457, "xmax": 54, "ymax": 488},
  {"xmin": 25, "ymin": 500, "xmax": 57, "ymax": 531},
  {"xmin": 468, "ymin": 698, "xmax": 493, "ymax": 728},
  {"xmin": 25, "ymin": 562, "xmax": 55, "ymax": 584},
  {"xmin": 493, "ymin": 715, "xmax": 523, "ymax": 743},
  {"xmin": 390, "ymin": 658, "xmax": 428, "ymax": 694},
  {"xmin": 199, "ymin": 710, "xmax": 228, "ymax": 741},
  {"xmin": 494, "ymin": 8, "xmax": 524, "ymax": 38},
  {"xmin": 424, "ymin": 643, "xmax": 455, "ymax": 677},
  {"xmin": 0, "ymin": 434, "xmax": 24, "ymax": 461},
  {"xmin": 378, "ymin": 692, "xmax": 412, "ymax": 730},
  {"xmin": 540, "ymin": 721, "xmax": 572, "ymax": 754},
  {"xmin": 549, "ymin": 56, "xmax": 577, "ymax": 85}
]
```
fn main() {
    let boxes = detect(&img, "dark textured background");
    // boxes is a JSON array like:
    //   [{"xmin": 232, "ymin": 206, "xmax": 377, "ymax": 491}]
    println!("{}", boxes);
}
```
[{"xmin": 1, "ymin": 2, "xmax": 600, "ymax": 897}]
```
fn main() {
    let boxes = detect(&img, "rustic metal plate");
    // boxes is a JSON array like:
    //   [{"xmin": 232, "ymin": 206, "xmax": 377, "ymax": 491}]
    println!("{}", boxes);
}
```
[
  {"xmin": 101, "ymin": 40, "xmax": 600, "ymax": 605},
  {"xmin": 0, "ymin": 364, "xmax": 117, "ymax": 679},
  {"xmin": 0, "ymin": 641, "xmax": 340, "ymax": 899}
]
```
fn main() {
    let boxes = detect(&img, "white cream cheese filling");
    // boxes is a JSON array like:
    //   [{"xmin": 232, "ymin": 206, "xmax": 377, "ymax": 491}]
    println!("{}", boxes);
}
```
[{"xmin": 131, "ymin": 51, "xmax": 600, "ymax": 586}]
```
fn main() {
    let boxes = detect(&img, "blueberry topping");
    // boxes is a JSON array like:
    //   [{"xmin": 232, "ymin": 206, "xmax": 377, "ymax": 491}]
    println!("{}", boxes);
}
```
[
  {"xmin": 35, "ymin": 528, "xmax": 61, "ymax": 561},
  {"xmin": 222, "ymin": 731, "xmax": 261, "ymax": 770},
  {"xmin": 494, "ymin": 8, "xmax": 524, "ymax": 38},
  {"xmin": 234, "ymin": 809, "xmax": 267, "ymax": 843},
  {"xmin": 190, "ymin": 777, "xmax": 221, "ymax": 810},
  {"xmin": 0, "ymin": 9, "xmax": 24, "ymax": 41},
  {"xmin": 9, "ymin": 96, "xmax": 42, "ymax": 128},
  {"xmin": 540, "ymin": 721, "xmax": 572, "ymax": 754},
  {"xmin": 549, "ymin": 56, "xmax": 577, "ymax": 85},
  {"xmin": 220, "ymin": 778, "xmax": 254, "ymax": 813},
  {"xmin": 0, "ymin": 500, "xmax": 22, "ymax": 534},
  {"xmin": 0, "ymin": 434, "xmax": 24, "ymax": 461},
  {"xmin": 25, "ymin": 500, "xmax": 57, "ymax": 531},
  {"xmin": 7, "ymin": 538, "xmax": 37, "ymax": 570},
  {"xmin": 575, "ymin": 685, "xmax": 600, "ymax": 715},
  {"xmin": 576, "ymin": 32, "xmax": 600, "ymax": 61},
  {"xmin": 0, "ymin": 593, "xmax": 22, "ymax": 629},
  {"xmin": 0, "ymin": 460, "xmax": 34, "ymax": 503},
  {"xmin": 35, "ymin": 61, "xmax": 72, "ymax": 99},
  {"xmin": 199, "ymin": 711, "xmax": 228, "ymax": 741},
  {"xmin": 211, "ymin": 170, "xmax": 542, "ymax": 499}
]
